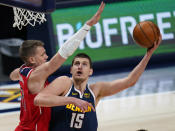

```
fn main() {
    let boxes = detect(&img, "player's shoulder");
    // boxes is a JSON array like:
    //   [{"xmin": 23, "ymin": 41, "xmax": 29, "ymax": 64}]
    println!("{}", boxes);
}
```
[
  {"xmin": 90, "ymin": 81, "xmax": 106, "ymax": 88},
  {"xmin": 89, "ymin": 81, "xmax": 108, "ymax": 93},
  {"xmin": 89, "ymin": 82, "xmax": 102, "ymax": 92}
]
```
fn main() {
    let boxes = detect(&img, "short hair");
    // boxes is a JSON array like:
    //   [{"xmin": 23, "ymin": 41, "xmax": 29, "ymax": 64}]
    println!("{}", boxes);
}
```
[
  {"xmin": 71, "ymin": 53, "xmax": 92, "ymax": 68},
  {"xmin": 19, "ymin": 40, "xmax": 44, "ymax": 64}
]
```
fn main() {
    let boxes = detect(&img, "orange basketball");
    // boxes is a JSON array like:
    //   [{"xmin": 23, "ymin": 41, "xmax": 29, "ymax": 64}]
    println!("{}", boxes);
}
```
[{"xmin": 133, "ymin": 21, "xmax": 160, "ymax": 48}]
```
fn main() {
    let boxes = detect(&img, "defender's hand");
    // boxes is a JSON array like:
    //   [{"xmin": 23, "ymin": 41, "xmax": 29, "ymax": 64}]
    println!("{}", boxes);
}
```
[
  {"xmin": 72, "ymin": 97, "xmax": 95, "ymax": 113},
  {"xmin": 86, "ymin": 1, "xmax": 105, "ymax": 26}
]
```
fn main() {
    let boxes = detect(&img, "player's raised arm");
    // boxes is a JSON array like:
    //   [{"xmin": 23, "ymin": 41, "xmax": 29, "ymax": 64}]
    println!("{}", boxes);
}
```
[
  {"xmin": 95, "ymin": 35, "xmax": 162, "ymax": 99},
  {"xmin": 28, "ymin": 2, "xmax": 105, "ymax": 94},
  {"xmin": 31, "ymin": 1, "xmax": 105, "ymax": 78}
]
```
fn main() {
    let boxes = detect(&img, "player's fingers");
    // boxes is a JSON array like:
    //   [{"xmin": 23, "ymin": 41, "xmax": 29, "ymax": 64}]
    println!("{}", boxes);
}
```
[
  {"xmin": 75, "ymin": 102, "xmax": 85, "ymax": 113},
  {"xmin": 158, "ymin": 34, "xmax": 162, "ymax": 43},
  {"xmin": 99, "ymin": 2, "xmax": 105, "ymax": 12},
  {"xmin": 101, "ymin": 2, "xmax": 105, "ymax": 11},
  {"xmin": 88, "ymin": 103, "xmax": 95, "ymax": 112},
  {"xmin": 81, "ymin": 102, "xmax": 94, "ymax": 113},
  {"xmin": 155, "ymin": 34, "xmax": 162, "ymax": 46},
  {"xmin": 80, "ymin": 106, "xmax": 85, "ymax": 113},
  {"xmin": 79, "ymin": 102, "xmax": 88, "ymax": 113},
  {"xmin": 96, "ymin": 2, "xmax": 105, "ymax": 15},
  {"xmin": 99, "ymin": 1, "xmax": 104, "ymax": 11}
]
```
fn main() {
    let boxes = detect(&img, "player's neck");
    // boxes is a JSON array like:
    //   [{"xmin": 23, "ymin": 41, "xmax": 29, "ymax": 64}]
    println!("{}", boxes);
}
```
[
  {"xmin": 25, "ymin": 63, "xmax": 36, "ymax": 68},
  {"xmin": 73, "ymin": 79, "xmax": 88, "ymax": 94}
]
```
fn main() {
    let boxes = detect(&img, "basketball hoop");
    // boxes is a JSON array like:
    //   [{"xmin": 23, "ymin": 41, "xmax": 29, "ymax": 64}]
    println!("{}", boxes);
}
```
[
  {"xmin": 0, "ymin": 0, "xmax": 55, "ymax": 30},
  {"xmin": 13, "ymin": 7, "xmax": 47, "ymax": 30}
]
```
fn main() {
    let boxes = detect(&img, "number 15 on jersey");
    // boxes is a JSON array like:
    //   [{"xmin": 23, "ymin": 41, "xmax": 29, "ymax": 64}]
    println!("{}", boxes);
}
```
[{"xmin": 70, "ymin": 113, "xmax": 85, "ymax": 129}]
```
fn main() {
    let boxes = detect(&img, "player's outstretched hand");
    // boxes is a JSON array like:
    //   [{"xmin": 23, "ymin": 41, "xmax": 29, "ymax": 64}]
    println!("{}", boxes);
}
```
[
  {"xmin": 147, "ymin": 34, "xmax": 162, "ymax": 54},
  {"xmin": 86, "ymin": 1, "xmax": 105, "ymax": 26},
  {"xmin": 71, "ymin": 97, "xmax": 95, "ymax": 113}
]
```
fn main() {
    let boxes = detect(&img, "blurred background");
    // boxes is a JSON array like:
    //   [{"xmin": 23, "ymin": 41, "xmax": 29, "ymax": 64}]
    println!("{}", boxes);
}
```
[
  {"xmin": 0, "ymin": 0, "xmax": 175, "ymax": 79},
  {"xmin": 0, "ymin": 0, "xmax": 175, "ymax": 130}
]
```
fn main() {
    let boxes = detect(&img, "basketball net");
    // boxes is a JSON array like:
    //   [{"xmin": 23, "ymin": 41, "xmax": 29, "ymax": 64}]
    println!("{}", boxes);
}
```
[{"xmin": 13, "ymin": 7, "xmax": 47, "ymax": 30}]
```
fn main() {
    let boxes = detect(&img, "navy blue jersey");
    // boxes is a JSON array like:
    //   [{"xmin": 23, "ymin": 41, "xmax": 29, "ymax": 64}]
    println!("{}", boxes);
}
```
[{"xmin": 49, "ymin": 84, "xmax": 98, "ymax": 131}]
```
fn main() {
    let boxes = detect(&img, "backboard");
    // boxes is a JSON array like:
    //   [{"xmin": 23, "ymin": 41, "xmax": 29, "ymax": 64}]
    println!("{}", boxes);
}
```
[{"xmin": 0, "ymin": 0, "xmax": 56, "ymax": 13}]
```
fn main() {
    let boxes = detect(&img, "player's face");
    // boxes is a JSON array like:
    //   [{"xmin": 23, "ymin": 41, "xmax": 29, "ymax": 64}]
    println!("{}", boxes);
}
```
[
  {"xmin": 30, "ymin": 46, "xmax": 48, "ymax": 67},
  {"xmin": 71, "ymin": 57, "xmax": 93, "ymax": 82}
]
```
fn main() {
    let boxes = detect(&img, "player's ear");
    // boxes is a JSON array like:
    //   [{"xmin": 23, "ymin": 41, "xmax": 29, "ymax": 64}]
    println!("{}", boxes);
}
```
[
  {"xmin": 89, "ymin": 69, "xmax": 93, "ymax": 76},
  {"xmin": 28, "ymin": 56, "xmax": 35, "ymax": 64}
]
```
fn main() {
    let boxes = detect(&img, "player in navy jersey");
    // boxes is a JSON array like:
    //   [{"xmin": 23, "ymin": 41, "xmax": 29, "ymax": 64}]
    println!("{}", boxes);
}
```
[
  {"xmin": 49, "ymin": 84, "xmax": 97, "ymax": 131},
  {"xmin": 10, "ymin": 2, "xmax": 105, "ymax": 130},
  {"xmin": 34, "ymin": 34, "xmax": 162, "ymax": 131}
]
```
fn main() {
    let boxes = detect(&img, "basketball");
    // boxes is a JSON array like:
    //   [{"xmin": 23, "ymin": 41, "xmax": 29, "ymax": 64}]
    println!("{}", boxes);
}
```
[{"xmin": 133, "ymin": 21, "xmax": 160, "ymax": 48}]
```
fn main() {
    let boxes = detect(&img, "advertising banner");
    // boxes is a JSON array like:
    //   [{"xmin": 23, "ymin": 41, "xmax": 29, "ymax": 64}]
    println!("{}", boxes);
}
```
[{"xmin": 51, "ymin": 0, "xmax": 175, "ymax": 65}]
